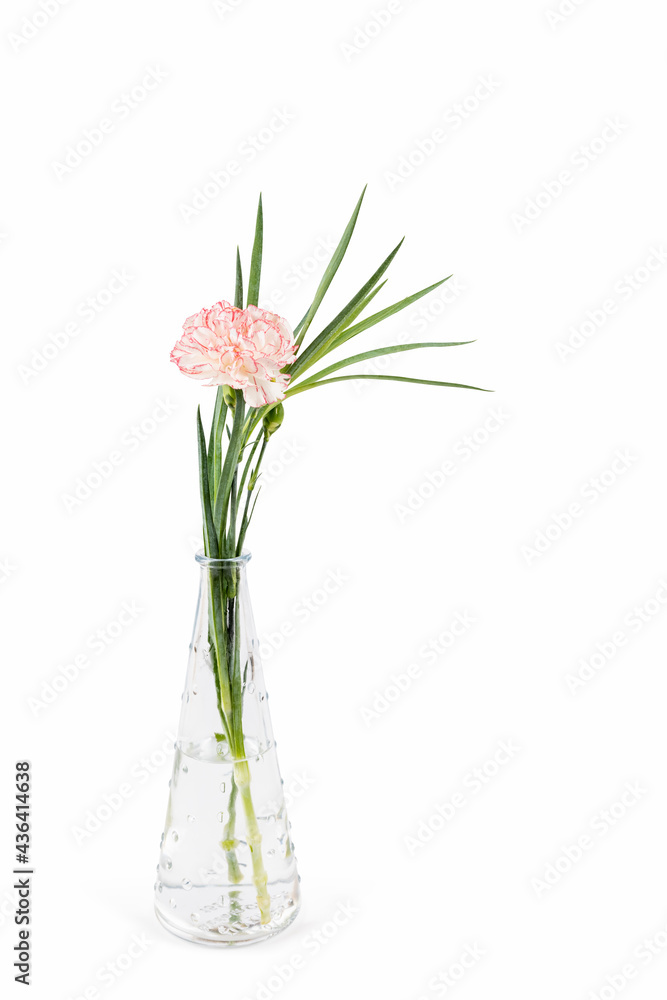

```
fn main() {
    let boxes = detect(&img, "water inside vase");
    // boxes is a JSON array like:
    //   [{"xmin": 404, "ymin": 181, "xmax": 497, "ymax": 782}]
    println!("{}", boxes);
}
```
[{"xmin": 154, "ymin": 737, "xmax": 300, "ymax": 945}]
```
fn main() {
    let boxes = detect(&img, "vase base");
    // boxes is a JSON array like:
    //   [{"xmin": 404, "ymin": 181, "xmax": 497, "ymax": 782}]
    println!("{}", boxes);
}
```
[{"xmin": 154, "ymin": 897, "xmax": 300, "ymax": 947}]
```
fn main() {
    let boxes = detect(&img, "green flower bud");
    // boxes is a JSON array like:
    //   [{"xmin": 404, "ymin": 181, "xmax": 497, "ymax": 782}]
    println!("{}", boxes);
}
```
[
  {"xmin": 222, "ymin": 385, "xmax": 236, "ymax": 408},
  {"xmin": 263, "ymin": 402, "xmax": 284, "ymax": 439}
]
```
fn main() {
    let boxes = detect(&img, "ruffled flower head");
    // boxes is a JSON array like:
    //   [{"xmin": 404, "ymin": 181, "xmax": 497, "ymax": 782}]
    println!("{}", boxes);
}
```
[{"xmin": 171, "ymin": 301, "xmax": 297, "ymax": 407}]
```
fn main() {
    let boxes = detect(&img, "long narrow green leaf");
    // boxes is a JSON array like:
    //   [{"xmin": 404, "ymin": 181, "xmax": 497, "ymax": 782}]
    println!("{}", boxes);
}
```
[
  {"xmin": 337, "ymin": 279, "xmax": 387, "ymax": 331},
  {"xmin": 234, "ymin": 246, "xmax": 243, "ymax": 309},
  {"xmin": 288, "ymin": 279, "xmax": 388, "ymax": 384},
  {"xmin": 208, "ymin": 389, "xmax": 227, "ymax": 501},
  {"xmin": 197, "ymin": 407, "xmax": 219, "ymax": 556},
  {"xmin": 212, "ymin": 392, "xmax": 246, "ymax": 540},
  {"xmin": 262, "ymin": 282, "xmax": 387, "ymax": 434},
  {"xmin": 243, "ymin": 268, "xmax": 371, "ymax": 437},
  {"xmin": 247, "ymin": 194, "xmax": 263, "ymax": 307},
  {"xmin": 293, "ymin": 341, "xmax": 475, "ymax": 388},
  {"xmin": 236, "ymin": 434, "xmax": 268, "ymax": 555},
  {"xmin": 294, "ymin": 186, "xmax": 367, "ymax": 347},
  {"xmin": 330, "ymin": 277, "xmax": 452, "ymax": 356},
  {"xmin": 285, "ymin": 374, "xmax": 490, "ymax": 398},
  {"xmin": 290, "ymin": 238, "xmax": 404, "ymax": 377},
  {"xmin": 227, "ymin": 470, "xmax": 238, "ymax": 551},
  {"xmin": 238, "ymin": 430, "xmax": 263, "ymax": 496},
  {"xmin": 292, "ymin": 309, "xmax": 309, "ymax": 343},
  {"xmin": 237, "ymin": 487, "xmax": 262, "ymax": 557}
]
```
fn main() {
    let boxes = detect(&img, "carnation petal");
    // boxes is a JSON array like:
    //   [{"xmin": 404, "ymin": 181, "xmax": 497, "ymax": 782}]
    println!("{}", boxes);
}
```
[{"xmin": 171, "ymin": 301, "xmax": 297, "ymax": 407}]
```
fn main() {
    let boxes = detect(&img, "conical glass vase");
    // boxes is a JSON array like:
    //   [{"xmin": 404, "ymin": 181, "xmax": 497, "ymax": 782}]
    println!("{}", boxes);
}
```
[{"xmin": 155, "ymin": 552, "xmax": 300, "ymax": 946}]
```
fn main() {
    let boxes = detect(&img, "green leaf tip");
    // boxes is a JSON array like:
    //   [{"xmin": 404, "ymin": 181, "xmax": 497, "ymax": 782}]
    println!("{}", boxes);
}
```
[
  {"xmin": 285, "ymin": 374, "xmax": 491, "ymax": 398},
  {"xmin": 294, "ymin": 186, "xmax": 368, "ymax": 348},
  {"xmin": 234, "ymin": 246, "xmax": 243, "ymax": 309},
  {"xmin": 247, "ymin": 195, "xmax": 264, "ymax": 307}
]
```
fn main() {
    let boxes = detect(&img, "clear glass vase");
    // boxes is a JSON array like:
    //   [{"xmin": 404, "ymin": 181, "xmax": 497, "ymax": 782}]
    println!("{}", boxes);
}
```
[{"xmin": 154, "ymin": 552, "xmax": 300, "ymax": 946}]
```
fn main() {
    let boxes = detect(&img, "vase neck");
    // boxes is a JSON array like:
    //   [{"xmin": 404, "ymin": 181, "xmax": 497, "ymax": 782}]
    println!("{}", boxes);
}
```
[
  {"xmin": 196, "ymin": 550, "xmax": 251, "ymax": 583},
  {"xmin": 195, "ymin": 550, "xmax": 251, "ymax": 569}
]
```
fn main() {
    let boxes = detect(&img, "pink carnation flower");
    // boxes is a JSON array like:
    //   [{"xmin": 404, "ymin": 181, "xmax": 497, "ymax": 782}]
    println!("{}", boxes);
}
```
[{"xmin": 171, "ymin": 301, "xmax": 297, "ymax": 407}]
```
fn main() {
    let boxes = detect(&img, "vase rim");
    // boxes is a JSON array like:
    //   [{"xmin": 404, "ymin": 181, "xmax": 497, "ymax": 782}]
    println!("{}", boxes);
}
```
[{"xmin": 195, "ymin": 549, "xmax": 251, "ymax": 567}]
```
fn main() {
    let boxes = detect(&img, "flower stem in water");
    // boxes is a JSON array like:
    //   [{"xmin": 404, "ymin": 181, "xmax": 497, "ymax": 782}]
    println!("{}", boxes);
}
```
[
  {"xmin": 221, "ymin": 775, "xmax": 243, "ymax": 884},
  {"xmin": 234, "ymin": 759, "xmax": 271, "ymax": 924}
]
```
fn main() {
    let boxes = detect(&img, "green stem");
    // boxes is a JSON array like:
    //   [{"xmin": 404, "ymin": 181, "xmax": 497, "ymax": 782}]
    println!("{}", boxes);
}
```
[
  {"xmin": 221, "ymin": 775, "xmax": 243, "ymax": 884},
  {"xmin": 203, "ymin": 388, "xmax": 271, "ymax": 922},
  {"xmin": 208, "ymin": 571, "xmax": 245, "ymax": 882},
  {"xmin": 227, "ymin": 470, "xmax": 238, "ymax": 552},
  {"xmin": 234, "ymin": 757, "xmax": 271, "ymax": 923},
  {"xmin": 213, "ymin": 392, "xmax": 246, "ymax": 547},
  {"xmin": 236, "ymin": 436, "xmax": 269, "ymax": 556},
  {"xmin": 238, "ymin": 431, "xmax": 263, "ymax": 497},
  {"xmin": 208, "ymin": 572, "xmax": 233, "ymax": 723}
]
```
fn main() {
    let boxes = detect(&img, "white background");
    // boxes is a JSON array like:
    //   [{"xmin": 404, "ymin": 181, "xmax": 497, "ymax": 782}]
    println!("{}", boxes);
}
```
[{"xmin": 2, "ymin": 0, "xmax": 667, "ymax": 997}]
